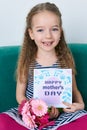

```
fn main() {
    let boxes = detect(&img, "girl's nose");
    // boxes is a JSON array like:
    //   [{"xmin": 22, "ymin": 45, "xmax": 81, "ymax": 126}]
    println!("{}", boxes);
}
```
[{"xmin": 45, "ymin": 30, "xmax": 52, "ymax": 38}]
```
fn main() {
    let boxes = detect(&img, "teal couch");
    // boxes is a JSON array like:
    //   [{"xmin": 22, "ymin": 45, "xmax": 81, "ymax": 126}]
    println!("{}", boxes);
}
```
[{"xmin": 0, "ymin": 44, "xmax": 87, "ymax": 112}]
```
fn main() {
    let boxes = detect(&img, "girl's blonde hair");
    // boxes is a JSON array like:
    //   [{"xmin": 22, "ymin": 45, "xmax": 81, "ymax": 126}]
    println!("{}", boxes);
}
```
[{"xmin": 16, "ymin": 2, "xmax": 76, "ymax": 82}]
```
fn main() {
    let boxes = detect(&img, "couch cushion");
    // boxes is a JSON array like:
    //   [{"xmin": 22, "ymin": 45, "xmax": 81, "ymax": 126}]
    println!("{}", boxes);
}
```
[
  {"xmin": 68, "ymin": 44, "xmax": 87, "ymax": 110},
  {"xmin": 0, "ymin": 46, "xmax": 20, "ymax": 112}
]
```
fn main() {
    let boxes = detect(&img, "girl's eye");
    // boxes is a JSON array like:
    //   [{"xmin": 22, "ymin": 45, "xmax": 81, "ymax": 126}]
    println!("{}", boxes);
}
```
[
  {"xmin": 52, "ymin": 28, "xmax": 59, "ymax": 31},
  {"xmin": 37, "ymin": 29, "xmax": 43, "ymax": 32}
]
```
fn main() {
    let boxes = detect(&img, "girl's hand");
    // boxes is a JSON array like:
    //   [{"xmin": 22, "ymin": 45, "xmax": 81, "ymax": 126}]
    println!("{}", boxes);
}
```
[
  {"xmin": 63, "ymin": 102, "xmax": 84, "ymax": 113},
  {"xmin": 49, "ymin": 106, "xmax": 60, "ymax": 119}
]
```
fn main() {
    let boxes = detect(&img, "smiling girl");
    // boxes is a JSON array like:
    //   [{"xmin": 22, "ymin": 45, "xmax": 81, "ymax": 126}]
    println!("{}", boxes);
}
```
[{"xmin": 0, "ymin": 2, "xmax": 87, "ymax": 130}]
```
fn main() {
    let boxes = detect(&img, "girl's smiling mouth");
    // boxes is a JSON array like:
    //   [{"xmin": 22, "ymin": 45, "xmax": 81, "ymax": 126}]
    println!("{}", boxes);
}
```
[{"xmin": 42, "ymin": 41, "xmax": 53, "ymax": 46}]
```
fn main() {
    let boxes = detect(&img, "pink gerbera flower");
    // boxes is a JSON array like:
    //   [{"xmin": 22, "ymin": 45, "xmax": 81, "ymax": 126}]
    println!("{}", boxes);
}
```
[
  {"xmin": 18, "ymin": 99, "xmax": 55, "ymax": 129},
  {"xmin": 22, "ymin": 114, "xmax": 37, "ymax": 129},
  {"xmin": 30, "ymin": 99, "xmax": 48, "ymax": 117},
  {"xmin": 22, "ymin": 101, "xmax": 30, "ymax": 115}
]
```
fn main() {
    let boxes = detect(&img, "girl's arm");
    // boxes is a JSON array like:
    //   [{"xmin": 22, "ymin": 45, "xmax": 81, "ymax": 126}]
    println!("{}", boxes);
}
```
[
  {"xmin": 16, "ymin": 78, "xmax": 27, "ymax": 104},
  {"xmin": 63, "ymin": 74, "xmax": 85, "ymax": 113}
]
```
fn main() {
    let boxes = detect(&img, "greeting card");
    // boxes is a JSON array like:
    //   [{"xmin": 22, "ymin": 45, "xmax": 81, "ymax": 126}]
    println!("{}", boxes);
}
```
[{"xmin": 33, "ymin": 68, "xmax": 72, "ymax": 108}]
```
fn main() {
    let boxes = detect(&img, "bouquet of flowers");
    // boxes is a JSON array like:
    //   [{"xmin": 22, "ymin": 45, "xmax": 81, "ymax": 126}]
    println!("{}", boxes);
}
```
[{"xmin": 18, "ymin": 98, "xmax": 55, "ymax": 130}]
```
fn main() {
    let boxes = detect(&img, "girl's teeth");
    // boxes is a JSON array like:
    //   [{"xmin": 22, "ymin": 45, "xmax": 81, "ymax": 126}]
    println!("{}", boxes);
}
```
[{"xmin": 43, "ymin": 42, "xmax": 52, "ymax": 45}]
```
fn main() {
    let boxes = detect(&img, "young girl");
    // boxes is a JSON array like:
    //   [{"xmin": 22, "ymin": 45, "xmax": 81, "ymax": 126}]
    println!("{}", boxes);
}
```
[{"xmin": 0, "ymin": 2, "xmax": 87, "ymax": 130}]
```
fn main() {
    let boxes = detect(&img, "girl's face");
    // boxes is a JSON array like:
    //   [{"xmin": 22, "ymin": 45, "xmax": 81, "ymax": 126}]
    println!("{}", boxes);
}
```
[{"xmin": 29, "ymin": 11, "xmax": 62, "ymax": 53}]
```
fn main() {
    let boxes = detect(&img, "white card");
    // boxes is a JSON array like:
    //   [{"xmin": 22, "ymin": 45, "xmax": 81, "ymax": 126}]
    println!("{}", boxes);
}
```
[{"xmin": 33, "ymin": 68, "xmax": 72, "ymax": 108}]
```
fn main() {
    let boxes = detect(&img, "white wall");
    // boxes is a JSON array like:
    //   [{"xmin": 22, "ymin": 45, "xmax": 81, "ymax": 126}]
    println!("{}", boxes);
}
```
[{"xmin": 0, "ymin": 0, "xmax": 87, "ymax": 46}]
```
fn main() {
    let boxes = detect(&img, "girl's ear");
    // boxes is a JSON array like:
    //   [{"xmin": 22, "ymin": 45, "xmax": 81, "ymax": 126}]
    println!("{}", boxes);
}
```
[{"xmin": 28, "ymin": 29, "xmax": 34, "ymax": 40}]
